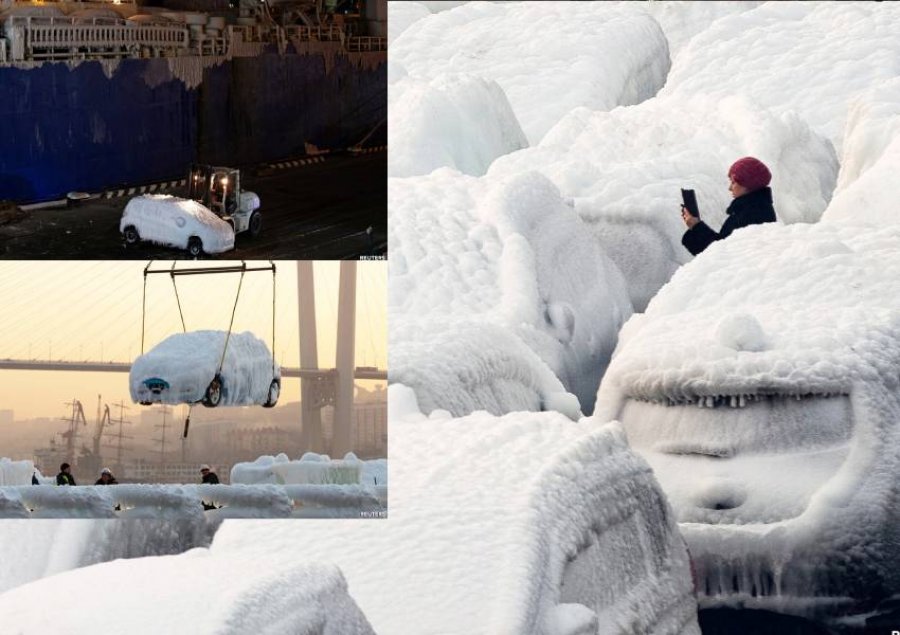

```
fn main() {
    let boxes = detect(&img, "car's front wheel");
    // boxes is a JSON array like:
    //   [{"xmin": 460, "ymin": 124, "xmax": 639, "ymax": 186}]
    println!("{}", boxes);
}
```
[
  {"xmin": 187, "ymin": 236, "xmax": 203, "ymax": 257},
  {"xmin": 123, "ymin": 225, "xmax": 140, "ymax": 245},
  {"xmin": 203, "ymin": 374, "xmax": 223, "ymax": 408},
  {"xmin": 263, "ymin": 378, "xmax": 280, "ymax": 408},
  {"xmin": 249, "ymin": 211, "xmax": 262, "ymax": 239}
]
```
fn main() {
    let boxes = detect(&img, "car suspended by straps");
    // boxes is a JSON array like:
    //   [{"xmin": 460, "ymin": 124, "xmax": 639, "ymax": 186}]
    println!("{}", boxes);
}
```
[
  {"xmin": 130, "ymin": 330, "xmax": 281, "ymax": 408},
  {"xmin": 130, "ymin": 261, "xmax": 281, "ymax": 412}
]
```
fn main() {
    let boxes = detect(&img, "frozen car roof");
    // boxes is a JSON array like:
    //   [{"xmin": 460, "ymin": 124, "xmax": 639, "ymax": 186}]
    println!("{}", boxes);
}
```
[
  {"xmin": 130, "ymin": 330, "xmax": 279, "ymax": 406},
  {"xmin": 210, "ymin": 386, "xmax": 699, "ymax": 635},
  {"xmin": 120, "ymin": 194, "xmax": 235, "ymax": 254},
  {"xmin": 0, "ymin": 551, "xmax": 374, "ymax": 635}
]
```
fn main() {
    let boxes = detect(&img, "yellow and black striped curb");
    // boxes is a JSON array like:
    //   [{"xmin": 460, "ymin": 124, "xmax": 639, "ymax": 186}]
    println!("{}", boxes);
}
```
[
  {"xmin": 349, "ymin": 145, "xmax": 387, "ymax": 154},
  {"xmin": 101, "ymin": 179, "xmax": 188, "ymax": 199},
  {"xmin": 267, "ymin": 156, "xmax": 327, "ymax": 170}
]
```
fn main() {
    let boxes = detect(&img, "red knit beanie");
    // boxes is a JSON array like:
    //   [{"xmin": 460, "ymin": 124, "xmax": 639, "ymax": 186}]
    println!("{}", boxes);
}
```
[{"xmin": 728, "ymin": 157, "xmax": 771, "ymax": 192}]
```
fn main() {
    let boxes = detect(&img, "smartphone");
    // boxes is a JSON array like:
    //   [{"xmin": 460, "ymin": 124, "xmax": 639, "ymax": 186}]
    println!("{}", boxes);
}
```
[{"xmin": 681, "ymin": 188, "xmax": 699, "ymax": 217}]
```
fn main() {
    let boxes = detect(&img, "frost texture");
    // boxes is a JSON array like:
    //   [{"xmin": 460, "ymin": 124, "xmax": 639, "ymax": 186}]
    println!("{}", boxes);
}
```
[
  {"xmin": 389, "ymin": 169, "xmax": 632, "ymax": 416},
  {"xmin": 207, "ymin": 389, "xmax": 700, "ymax": 635},
  {"xmin": 390, "ymin": 1, "xmax": 670, "ymax": 143}
]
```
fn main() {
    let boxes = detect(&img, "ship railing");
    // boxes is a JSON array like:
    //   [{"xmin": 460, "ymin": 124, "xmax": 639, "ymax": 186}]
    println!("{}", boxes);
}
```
[
  {"xmin": 345, "ymin": 36, "xmax": 386, "ymax": 52},
  {"xmin": 284, "ymin": 24, "xmax": 344, "ymax": 42},
  {"xmin": 5, "ymin": 15, "xmax": 189, "ymax": 61}
]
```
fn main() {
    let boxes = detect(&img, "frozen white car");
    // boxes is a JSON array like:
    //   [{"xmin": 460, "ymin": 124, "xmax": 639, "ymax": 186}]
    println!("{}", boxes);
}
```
[
  {"xmin": 119, "ymin": 194, "xmax": 235, "ymax": 256},
  {"xmin": 130, "ymin": 330, "xmax": 280, "ymax": 408},
  {"xmin": 595, "ymin": 221, "xmax": 900, "ymax": 619}
]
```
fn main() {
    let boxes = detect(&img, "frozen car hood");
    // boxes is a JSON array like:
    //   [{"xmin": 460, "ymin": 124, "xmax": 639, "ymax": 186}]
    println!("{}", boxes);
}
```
[
  {"xmin": 120, "ymin": 194, "xmax": 235, "ymax": 253},
  {"xmin": 594, "ymin": 220, "xmax": 900, "ymax": 606},
  {"xmin": 130, "ymin": 330, "xmax": 280, "ymax": 406}
]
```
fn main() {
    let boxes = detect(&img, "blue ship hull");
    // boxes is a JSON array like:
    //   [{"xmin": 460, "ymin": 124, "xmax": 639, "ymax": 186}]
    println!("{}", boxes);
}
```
[{"xmin": 0, "ymin": 47, "xmax": 386, "ymax": 202}]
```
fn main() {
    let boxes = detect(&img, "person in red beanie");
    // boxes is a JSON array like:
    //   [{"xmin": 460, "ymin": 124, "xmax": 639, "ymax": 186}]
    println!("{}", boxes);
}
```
[{"xmin": 681, "ymin": 156, "xmax": 777, "ymax": 255}]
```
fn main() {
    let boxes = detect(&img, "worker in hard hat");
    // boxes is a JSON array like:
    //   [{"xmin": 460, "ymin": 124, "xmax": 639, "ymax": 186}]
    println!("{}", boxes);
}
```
[{"xmin": 94, "ymin": 467, "xmax": 118, "ymax": 485}]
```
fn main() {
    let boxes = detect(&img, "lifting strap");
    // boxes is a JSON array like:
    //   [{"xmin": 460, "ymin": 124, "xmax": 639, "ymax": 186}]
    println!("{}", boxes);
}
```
[
  {"xmin": 183, "ymin": 404, "xmax": 193, "ymax": 439},
  {"xmin": 216, "ymin": 266, "xmax": 246, "ymax": 376},
  {"xmin": 140, "ymin": 261, "xmax": 152, "ymax": 355},
  {"xmin": 170, "ymin": 262, "xmax": 187, "ymax": 333},
  {"xmin": 271, "ymin": 263, "xmax": 277, "ymax": 377}
]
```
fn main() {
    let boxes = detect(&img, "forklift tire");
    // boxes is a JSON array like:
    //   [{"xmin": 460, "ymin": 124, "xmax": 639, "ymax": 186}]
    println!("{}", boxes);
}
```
[
  {"xmin": 187, "ymin": 237, "xmax": 204, "ymax": 258},
  {"xmin": 123, "ymin": 226, "xmax": 140, "ymax": 245},
  {"xmin": 249, "ymin": 211, "xmax": 262, "ymax": 239}
]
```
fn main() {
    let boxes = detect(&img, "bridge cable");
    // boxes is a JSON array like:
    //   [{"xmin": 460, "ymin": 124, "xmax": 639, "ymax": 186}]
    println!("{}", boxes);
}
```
[{"xmin": 170, "ymin": 262, "xmax": 188, "ymax": 334}]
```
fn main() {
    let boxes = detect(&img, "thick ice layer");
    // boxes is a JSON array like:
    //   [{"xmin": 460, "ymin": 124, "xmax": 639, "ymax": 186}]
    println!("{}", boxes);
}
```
[
  {"xmin": 389, "ymin": 169, "xmax": 632, "ymax": 415},
  {"xmin": 388, "ymin": 72, "xmax": 528, "ymax": 178},
  {"xmin": 488, "ymin": 94, "xmax": 837, "ymax": 310},
  {"xmin": 119, "ymin": 194, "xmax": 235, "ymax": 254},
  {"xmin": 209, "ymin": 388, "xmax": 699, "ymax": 634},
  {"xmin": 130, "ymin": 330, "xmax": 280, "ymax": 406},
  {"xmin": 660, "ymin": 2, "xmax": 900, "ymax": 154},
  {"xmin": 231, "ymin": 453, "xmax": 363, "ymax": 486},
  {"xmin": 0, "ymin": 551, "xmax": 374, "ymax": 635},
  {"xmin": 824, "ymin": 77, "xmax": 900, "ymax": 226},
  {"xmin": 595, "ymin": 222, "xmax": 900, "ymax": 611},
  {"xmin": 390, "ymin": 2, "xmax": 669, "ymax": 143},
  {"xmin": 0, "ymin": 458, "xmax": 35, "ymax": 486},
  {"xmin": 0, "ymin": 519, "xmax": 214, "ymax": 594},
  {"xmin": 387, "ymin": 1, "xmax": 430, "ymax": 45}
]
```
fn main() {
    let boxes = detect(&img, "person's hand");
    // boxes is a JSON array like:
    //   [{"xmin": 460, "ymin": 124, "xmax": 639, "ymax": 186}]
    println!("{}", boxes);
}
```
[{"xmin": 682, "ymin": 206, "xmax": 699, "ymax": 229}]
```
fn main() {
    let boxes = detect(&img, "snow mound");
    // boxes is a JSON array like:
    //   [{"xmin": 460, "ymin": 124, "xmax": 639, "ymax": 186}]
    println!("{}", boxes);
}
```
[
  {"xmin": 0, "ymin": 552, "xmax": 374, "ymax": 635},
  {"xmin": 388, "ymin": 72, "xmax": 528, "ymax": 177},
  {"xmin": 210, "ymin": 407, "xmax": 699, "ymax": 635},
  {"xmin": 0, "ymin": 458, "xmax": 35, "ymax": 486},
  {"xmin": 389, "ymin": 169, "xmax": 632, "ymax": 415},
  {"xmin": 661, "ymin": 2, "xmax": 900, "ymax": 154},
  {"xmin": 231, "ymin": 454, "xmax": 362, "ymax": 485},
  {"xmin": 387, "ymin": 1, "xmax": 430, "ymax": 45},
  {"xmin": 824, "ymin": 77, "xmax": 900, "ymax": 226},
  {"xmin": 130, "ymin": 330, "xmax": 280, "ymax": 406},
  {"xmin": 488, "ymin": 93, "xmax": 837, "ymax": 311},
  {"xmin": 391, "ymin": 1, "xmax": 670, "ymax": 144}
]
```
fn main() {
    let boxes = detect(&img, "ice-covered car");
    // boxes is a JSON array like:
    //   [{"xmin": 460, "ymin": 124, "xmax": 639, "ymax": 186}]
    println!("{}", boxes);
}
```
[
  {"xmin": 130, "ymin": 330, "xmax": 280, "ymax": 408},
  {"xmin": 119, "ymin": 194, "xmax": 235, "ymax": 256},
  {"xmin": 595, "ymin": 221, "xmax": 900, "ymax": 620}
]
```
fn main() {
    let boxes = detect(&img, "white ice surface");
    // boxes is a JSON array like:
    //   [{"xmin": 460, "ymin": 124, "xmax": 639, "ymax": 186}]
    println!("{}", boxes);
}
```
[
  {"xmin": 488, "ymin": 93, "xmax": 837, "ymax": 310},
  {"xmin": 130, "ymin": 330, "xmax": 280, "ymax": 406},
  {"xmin": 387, "ymin": 1, "xmax": 430, "ymax": 45},
  {"xmin": 660, "ymin": 1, "xmax": 900, "ymax": 154},
  {"xmin": 208, "ymin": 387, "xmax": 699, "ymax": 635},
  {"xmin": 388, "ymin": 71, "xmax": 528, "ymax": 177},
  {"xmin": 0, "ymin": 551, "xmax": 374, "ymax": 635},
  {"xmin": 390, "ymin": 2, "xmax": 670, "ymax": 144},
  {"xmin": 0, "ymin": 458, "xmax": 35, "ymax": 486},
  {"xmin": 119, "ymin": 194, "xmax": 235, "ymax": 254},
  {"xmin": 230, "ymin": 453, "xmax": 362, "ymax": 486},
  {"xmin": 389, "ymin": 169, "xmax": 632, "ymax": 416}
]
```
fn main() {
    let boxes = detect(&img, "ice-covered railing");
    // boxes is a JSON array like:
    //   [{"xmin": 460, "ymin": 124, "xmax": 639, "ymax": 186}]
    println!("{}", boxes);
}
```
[
  {"xmin": 346, "ymin": 36, "xmax": 386, "ymax": 52},
  {"xmin": 284, "ymin": 24, "xmax": 343, "ymax": 42},
  {"xmin": 4, "ymin": 15, "xmax": 190, "ymax": 61},
  {"xmin": 0, "ymin": 483, "xmax": 387, "ymax": 519}
]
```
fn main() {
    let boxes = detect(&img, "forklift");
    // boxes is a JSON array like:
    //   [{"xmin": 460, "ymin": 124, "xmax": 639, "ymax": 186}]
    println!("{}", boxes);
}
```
[{"xmin": 187, "ymin": 164, "xmax": 263, "ymax": 238}]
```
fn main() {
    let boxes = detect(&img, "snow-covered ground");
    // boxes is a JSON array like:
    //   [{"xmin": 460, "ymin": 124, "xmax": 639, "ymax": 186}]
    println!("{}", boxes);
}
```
[
  {"xmin": 130, "ymin": 330, "xmax": 280, "ymax": 407},
  {"xmin": 0, "ymin": 551, "xmax": 374, "ymax": 635},
  {"xmin": 596, "ymin": 221, "xmax": 900, "ymax": 613}
]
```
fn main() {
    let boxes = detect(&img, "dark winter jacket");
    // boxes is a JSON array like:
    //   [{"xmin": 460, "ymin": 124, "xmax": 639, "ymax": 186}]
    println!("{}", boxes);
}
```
[
  {"xmin": 682, "ymin": 186, "xmax": 776, "ymax": 256},
  {"xmin": 202, "ymin": 472, "xmax": 220, "ymax": 485},
  {"xmin": 95, "ymin": 477, "xmax": 119, "ymax": 485},
  {"xmin": 56, "ymin": 472, "xmax": 76, "ymax": 486}
]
